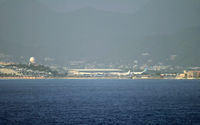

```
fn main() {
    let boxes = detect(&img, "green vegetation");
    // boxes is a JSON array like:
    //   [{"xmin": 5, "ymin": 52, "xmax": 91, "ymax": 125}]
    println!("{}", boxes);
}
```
[
  {"xmin": 0, "ymin": 73, "xmax": 19, "ymax": 77},
  {"xmin": 6, "ymin": 64, "xmax": 58, "ymax": 75}
]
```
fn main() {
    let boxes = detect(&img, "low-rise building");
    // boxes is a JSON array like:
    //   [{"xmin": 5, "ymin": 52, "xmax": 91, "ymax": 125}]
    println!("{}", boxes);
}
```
[
  {"xmin": 176, "ymin": 70, "xmax": 200, "ymax": 79},
  {"xmin": 186, "ymin": 71, "xmax": 200, "ymax": 79}
]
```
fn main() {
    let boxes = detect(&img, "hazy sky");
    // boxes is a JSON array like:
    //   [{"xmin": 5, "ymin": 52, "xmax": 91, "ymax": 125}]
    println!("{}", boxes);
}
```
[
  {"xmin": 38, "ymin": 0, "xmax": 149, "ymax": 14},
  {"xmin": 0, "ymin": 0, "xmax": 200, "ymax": 65}
]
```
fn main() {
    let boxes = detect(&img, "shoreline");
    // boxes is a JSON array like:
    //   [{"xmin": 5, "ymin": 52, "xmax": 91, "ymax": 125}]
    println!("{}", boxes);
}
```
[{"xmin": 0, "ymin": 77, "xmax": 199, "ymax": 80}]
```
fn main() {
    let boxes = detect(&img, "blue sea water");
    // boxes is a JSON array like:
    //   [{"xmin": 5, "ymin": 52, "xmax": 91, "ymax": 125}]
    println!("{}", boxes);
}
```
[{"xmin": 0, "ymin": 79, "xmax": 200, "ymax": 125}]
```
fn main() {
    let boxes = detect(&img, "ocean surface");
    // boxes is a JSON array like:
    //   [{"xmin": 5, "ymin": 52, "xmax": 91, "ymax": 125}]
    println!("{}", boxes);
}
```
[{"xmin": 0, "ymin": 79, "xmax": 200, "ymax": 125}]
